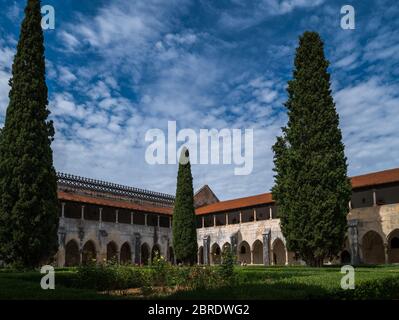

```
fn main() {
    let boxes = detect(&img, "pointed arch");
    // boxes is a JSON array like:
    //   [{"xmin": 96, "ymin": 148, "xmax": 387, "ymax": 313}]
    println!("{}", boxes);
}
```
[
  {"xmin": 151, "ymin": 244, "xmax": 161, "ymax": 262},
  {"xmin": 272, "ymin": 238, "xmax": 286, "ymax": 265},
  {"xmin": 106, "ymin": 241, "xmax": 118, "ymax": 262},
  {"xmin": 82, "ymin": 240, "xmax": 97, "ymax": 264},
  {"xmin": 141, "ymin": 243, "xmax": 150, "ymax": 265},
  {"xmin": 65, "ymin": 239, "xmax": 80, "ymax": 266},
  {"xmin": 120, "ymin": 242, "xmax": 132, "ymax": 265},
  {"xmin": 362, "ymin": 230, "xmax": 385, "ymax": 264},
  {"xmin": 252, "ymin": 240, "xmax": 263, "ymax": 264},
  {"xmin": 388, "ymin": 229, "xmax": 399, "ymax": 263},
  {"xmin": 238, "ymin": 241, "xmax": 251, "ymax": 264},
  {"xmin": 210, "ymin": 243, "xmax": 221, "ymax": 265}
]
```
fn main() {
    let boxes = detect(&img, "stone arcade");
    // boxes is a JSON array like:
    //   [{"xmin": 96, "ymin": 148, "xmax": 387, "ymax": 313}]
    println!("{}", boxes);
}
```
[{"xmin": 55, "ymin": 168, "xmax": 399, "ymax": 267}]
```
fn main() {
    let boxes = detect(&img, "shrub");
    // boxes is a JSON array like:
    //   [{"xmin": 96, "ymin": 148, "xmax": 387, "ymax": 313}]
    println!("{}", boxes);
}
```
[
  {"xmin": 151, "ymin": 253, "xmax": 170, "ymax": 287},
  {"xmin": 334, "ymin": 276, "xmax": 399, "ymax": 300},
  {"xmin": 218, "ymin": 248, "xmax": 236, "ymax": 286},
  {"xmin": 187, "ymin": 265, "xmax": 221, "ymax": 290},
  {"xmin": 75, "ymin": 261, "xmax": 145, "ymax": 291}
]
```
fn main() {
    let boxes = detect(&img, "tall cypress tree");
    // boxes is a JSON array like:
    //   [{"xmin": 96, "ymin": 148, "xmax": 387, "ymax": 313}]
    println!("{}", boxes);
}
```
[
  {"xmin": 272, "ymin": 32, "xmax": 352, "ymax": 267},
  {"xmin": 0, "ymin": 0, "xmax": 59, "ymax": 268},
  {"xmin": 172, "ymin": 147, "xmax": 198, "ymax": 265}
]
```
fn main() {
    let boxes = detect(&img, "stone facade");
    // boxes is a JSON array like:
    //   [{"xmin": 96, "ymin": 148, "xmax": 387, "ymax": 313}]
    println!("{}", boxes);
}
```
[
  {"xmin": 56, "ymin": 216, "xmax": 173, "ymax": 266},
  {"xmin": 54, "ymin": 169, "xmax": 399, "ymax": 267}
]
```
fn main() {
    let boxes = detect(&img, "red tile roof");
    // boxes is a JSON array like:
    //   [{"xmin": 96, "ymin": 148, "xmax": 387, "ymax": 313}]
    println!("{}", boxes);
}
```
[
  {"xmin": 350, "ymin": 168, "xmax": 399, "ymax": 189},
  {"xmin": 58, "ymin": 191, "xmax": 173, "ymax": 216},
  {"xmin": 195, "ymin": 192, "xmax": 274, "ymax": 215},
  {"xmin": 58, "ymin": 168, "xmax": 399, "ymax": 217},
  {"xmin": 195, "ymin": 168, "xmax": 399, "ymax": 215}
]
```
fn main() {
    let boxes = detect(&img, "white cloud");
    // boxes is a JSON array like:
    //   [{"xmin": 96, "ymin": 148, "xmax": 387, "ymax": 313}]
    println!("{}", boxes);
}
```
[
  {"xmin": 219, "ymin": 0, "xmax": 325, "ymax": 29},
  {"xmin": 335, "ymin": 77, "xmax": 399, "ymax": 174}
]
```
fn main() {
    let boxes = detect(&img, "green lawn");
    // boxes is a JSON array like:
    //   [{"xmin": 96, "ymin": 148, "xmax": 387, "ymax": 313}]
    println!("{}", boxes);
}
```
[
  {"xmin": 1, "ymin": 265, "xmax": 398, "ymax": 300},
  {"xmin": 168, "ymin": 265, "xmax": 399, "ymax": 299},
  {"xmin": 0, "ymin": 268, "xmax": 112, "ymax": 300}
]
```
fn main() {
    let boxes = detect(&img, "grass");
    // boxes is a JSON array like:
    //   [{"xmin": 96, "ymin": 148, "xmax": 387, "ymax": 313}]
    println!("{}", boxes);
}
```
[
  {"xmin": 0, "ymin": 268, "xmax": 112, "ymax": 300},
  {"xmin": 168, "ymin": 265, "xmax": 399, "ymax": 299},
  {"xmin": 0, "ymin": 265, "xmax": 398, "ymax": 300}
]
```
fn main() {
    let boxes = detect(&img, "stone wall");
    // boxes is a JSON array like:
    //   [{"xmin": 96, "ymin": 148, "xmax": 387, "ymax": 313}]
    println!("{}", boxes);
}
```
[{"xmin": 56, "ymin": 217, "xmax": 172, "ymax": 266}]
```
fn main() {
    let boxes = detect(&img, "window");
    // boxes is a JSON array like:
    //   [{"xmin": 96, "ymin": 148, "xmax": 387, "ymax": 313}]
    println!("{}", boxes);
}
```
[
  {"xmin": 64, "ymin": 201, "xmax": 81, "ymax": 219},
  {"xmin": 215, "ymin": 213, "xmax": 226, "ymax": 226},
  {"xmin": 391, "ymin": 237, "xmax": 399, "ymax": 249},
  {"xmin": 228, "ymin": 211, "xmax": 240, "ymax": 224},
  {"xmin": 118, "ymin": 209, "xmax": 131, "ymax": 224},
  {"xmin": 241, "ymin": 209, "xmax": 254, "ymax": 223},
  {"xmin": 84, "ymin": 205, "xmax": 100, "ymax": 221},
  {"xmin": 159, "ymin": 216, "xmax": 170, "ymax": 228}
]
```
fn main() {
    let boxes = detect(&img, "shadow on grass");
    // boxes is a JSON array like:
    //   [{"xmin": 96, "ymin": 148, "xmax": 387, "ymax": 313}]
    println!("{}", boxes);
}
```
[{"xmin": 164, "ymin": 282, "xmax": 334, "ymax": 300}]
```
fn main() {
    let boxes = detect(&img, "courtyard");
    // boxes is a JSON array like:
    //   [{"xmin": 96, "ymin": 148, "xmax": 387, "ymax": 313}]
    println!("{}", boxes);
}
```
[{"xmin": 1, "ymin": 265, "xmax": 398, "ymax": 300}]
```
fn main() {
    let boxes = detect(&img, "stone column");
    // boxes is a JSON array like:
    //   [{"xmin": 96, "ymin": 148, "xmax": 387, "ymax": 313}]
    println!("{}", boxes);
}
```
[
  {"xmin": 262, "ymin": 228, "xmax": 271, "ymax": 266},
  {"xmin": 250, "ymin": 250, "xmax": 254, "ymax": 265},
  {"xmin": 203, "ymin": 235, "xmax": 210, "ymax": 265},
  {"xmin": 134, "ymin": 233, "xmax": 141, "ymax": 265},
  {"xmin": 225, "ymin": 213, "xmax": 229, "ymax": 225},
  {"xmin": 81, "ymin": 205, "xmax": 85, "ymax": 221},
  {"xmin": 157, "ymin": 215, "xmax": 160, "ymax": 227},
  {"xmin": 57, "ymin": 227, "xmax": 66, "ymax": 267},
  {"xmin": 239, "ymin": 211, "xmax": 242, "ymax": 224},
  {"xmin": 213, "ymin": 215, "xmax": 216, "ymax": 227},
  {"xmin": 202, "ymin": 216, "xmax": 204, "ymax": 228},
  {"xmin": 384, "ymin": 243, "xmax": 389, "ymax": 264},
  {"xmin": 115, "ymin": 210, "xmax": 119, "ymax": 224},
  {"xmin": 99, "ymin": 208, "xmax": 103, "ymax": 227},
  {"xmin": 169, "ymin": 217, "xmax": 172, "ymax": 228},
  {"xmin": 61, "ymin": 202, "xmax": 66, "ymax": 218},
  {"xmin": 348, "ymin": 219, "xmax": 360, "ymax": 265},
  {"xmin": 373, "ymin": 189, "xmax": 377, "ymax": 206},
  {"xmin": 130, "ymin": 212, "xmax": 134, "ymax": 225},
  {"xmin": 230, "ymin": 233, "xmax": 238, "ymax": 256},
  {"xmin": 285, "ymin": 248, "xmax": 289, "ymax": 266},
  {"xmin": 253, "ymin": 209, "xmax": 257, "ymax": 221},
  {"xmin": 144, "ymin": 214, "xmax": 148, "ymax": 226},
  {"xmin": 269, "ymin": 207, "xmax": 273, "ymax": 220}
]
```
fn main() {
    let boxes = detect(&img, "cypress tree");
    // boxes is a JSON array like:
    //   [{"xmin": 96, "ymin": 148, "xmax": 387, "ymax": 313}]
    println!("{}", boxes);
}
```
[
  {"xmin": 0, "ymin": 0, "xmax": 59, "ymax": 268},
  {"xmin": 172, "ymin": 147, "xmax": 198, "ymax": 265},
  {"xmin": 272, "ymin": 32, "xmax": 352, "ymax": 267}
]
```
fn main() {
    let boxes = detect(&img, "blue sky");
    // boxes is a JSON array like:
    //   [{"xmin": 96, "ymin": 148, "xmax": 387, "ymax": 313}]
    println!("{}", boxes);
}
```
[{"xmin": 0, "ymin": 0, "xmax": 398, "ymax": 200}]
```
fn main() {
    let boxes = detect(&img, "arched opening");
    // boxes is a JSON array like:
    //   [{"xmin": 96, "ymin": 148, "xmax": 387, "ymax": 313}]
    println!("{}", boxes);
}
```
[
  {"xmin": 141, "ymin": 243, "xmax": 150, "ymax": 265},
  {"xmin": 388, "ymin": 229, "xmax": 399, "ymax": 263},
  {"xmin": 151, "ymin": 244, "xmax": 161, "ymax": 262},
  {"xmin": 272, "ymin": 238, "xmax": 286, "ymax": 265},
  {"xmin": 238, "ymin": 241, "xmax": 251, "ymax": 265},
  {"xmin": 65, "ymin": 240, "xmax": 80, "ymax": 266},
  {"xmin": 106, "ymin": 241, "xmax": 118, "ymax": 263},
  {"xmin": 82, "ymin": 240, "xmax": 96, "ymax": 264},
  {"xmin": 198, "ymin": 246, "xmax": 204, "ymax": 264},
  {"xmin": 362, "ymin": 230, "xmax": 385, "ymax": 264},
  {"xmin": 211, "ymin": 243, "xmax": 221, "ymax": 265},
  {"xmin": 120, "ymin": 242, "xmax": 131, "ymax": 265},
  {"xmin": 222, "ymin": 242, "xmax": 231, "ymax": 253},
  {"xmin": 221, "ymin": 243, "xmax": 232, "ymax": 263},
  {"xmin": 340, "ymin": 250, "xmax": 351, "ymax": 264},
  {"xmin": 168, "ymin": 247, "xmax": 174, "ymax": 264},
  {"xmin": 252, "ymin": 240, "xmax": 263, "ymax": 264}
]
